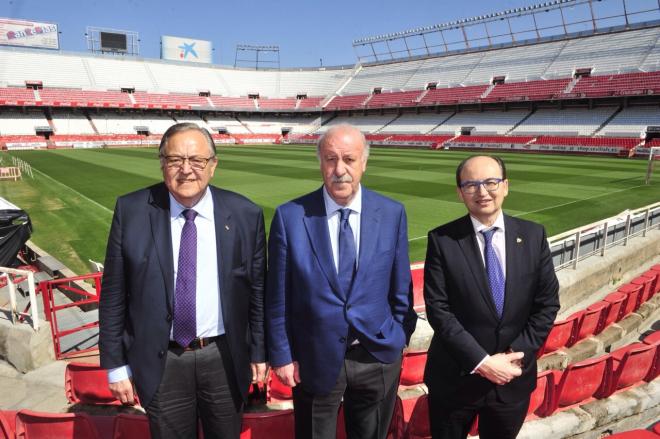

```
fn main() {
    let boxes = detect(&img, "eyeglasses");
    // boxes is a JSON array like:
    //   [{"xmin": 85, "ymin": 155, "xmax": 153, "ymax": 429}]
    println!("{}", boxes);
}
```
[
  {"xmin": 459, "ymin": 178, "xmax": 504, "ymax": 194},
  {"xmin": 160, "ymin": 155, "xmax": 215, "ymax": 170}
]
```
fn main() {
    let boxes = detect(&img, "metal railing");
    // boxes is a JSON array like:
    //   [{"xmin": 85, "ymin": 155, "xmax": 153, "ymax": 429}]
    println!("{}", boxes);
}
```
[
  {"xmin": 549, "ymin": 202, "xmax": 660, "ymax": 270},
  {"xmin": 0, "ymin": 266, "xmax": 39, "ymax": 330}
]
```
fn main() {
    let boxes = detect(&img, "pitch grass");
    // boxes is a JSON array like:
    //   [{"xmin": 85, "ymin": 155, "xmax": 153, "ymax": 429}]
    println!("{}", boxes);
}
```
[{"xmin": 2, "ymin": 145, "xmax": 659, "ymax": 275}]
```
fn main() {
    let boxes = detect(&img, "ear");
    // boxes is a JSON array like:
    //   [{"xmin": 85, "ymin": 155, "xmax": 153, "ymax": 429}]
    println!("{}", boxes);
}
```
[
  {"xmin": 502, "ymin": 179, "xmax": 509, "ymax": 197},
  {"xmin": 456, "ymin": 186, "xmax": 465, "ymax": 202}
]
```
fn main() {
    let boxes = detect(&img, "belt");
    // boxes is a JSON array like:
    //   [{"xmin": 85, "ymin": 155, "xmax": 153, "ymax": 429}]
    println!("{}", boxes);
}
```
[{"xmin": 169, "ymin": 336, "xmax": 221, "ymax": 351}]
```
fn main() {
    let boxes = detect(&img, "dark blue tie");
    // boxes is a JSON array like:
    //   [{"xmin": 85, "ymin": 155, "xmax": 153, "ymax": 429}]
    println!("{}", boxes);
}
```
[
  {"xmin": 481, "ymin": 228, "xmax": 505, "ymax": 318},
  {"xmin": 173, "ymin": 209, "xmax": 197, "ymax": 347},
  {"xmin": 338, "ymin": 208, "xmax": 356, "ymax": 295}
]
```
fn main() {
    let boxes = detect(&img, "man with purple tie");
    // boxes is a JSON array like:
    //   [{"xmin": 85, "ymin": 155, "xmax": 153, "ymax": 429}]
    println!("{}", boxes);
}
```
[
  {"xmin": 423, "ymin": 155, "xmax": 559, "ymax": 439},
  {"xmin": 99, "ymin": 123, "xmax": 266, "ymax": 438}
]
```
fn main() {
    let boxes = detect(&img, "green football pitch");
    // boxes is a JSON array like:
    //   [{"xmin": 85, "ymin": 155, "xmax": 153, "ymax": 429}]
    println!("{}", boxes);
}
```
[{"xmin": 2, "ymin": 145, "xmax": 659, "ymax": 275}]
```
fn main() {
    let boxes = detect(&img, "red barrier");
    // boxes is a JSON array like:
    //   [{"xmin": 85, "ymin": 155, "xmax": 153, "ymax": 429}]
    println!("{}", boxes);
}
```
[{"xmin": 39, "ymin": 273, "xmax": 102, "ymax": 360}]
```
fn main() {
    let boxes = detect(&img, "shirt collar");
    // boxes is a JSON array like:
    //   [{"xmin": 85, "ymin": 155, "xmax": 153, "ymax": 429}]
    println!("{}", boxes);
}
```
[
  {"xmin": 322, "ymin": 184, "xmax": 362, "ymax": 216},
  {"xmin": 169, "ymin": 186, "xmax": 214, "ymax": 220},
  {"xmin": 469, "ymin": 211, "xmax": 505, "ymax": 235}
]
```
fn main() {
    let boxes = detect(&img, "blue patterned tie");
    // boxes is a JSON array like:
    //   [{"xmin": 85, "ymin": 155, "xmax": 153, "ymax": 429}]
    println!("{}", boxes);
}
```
[
  {"xmin": 481, "ymin": 228, "xmax": 505, "ymax": 318},
  {"xmin": 338, "ymin": 208, "xmax": 356, "ymax": 295},
  {"xmin": 173, "ymin": 209, "xmax": 198, "ymax": 347}
]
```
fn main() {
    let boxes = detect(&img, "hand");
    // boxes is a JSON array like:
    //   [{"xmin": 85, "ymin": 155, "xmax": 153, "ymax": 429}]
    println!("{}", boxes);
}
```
[
  {"xmin": 506, "ymin": 348, "xmax": 523, "ymax": 368},
  {"xmin": 476, "ymin": 352, "xmax": 524, "ymax": 385},
  {"xmin": 251, "ymin": 362, "xmax": 268, "ymax": 383},
  {"xmin": 273, "ymin": 361, "xmax": 301, "ymax": 387},
  {"xmin": 109, "ymin": 378, "xmax": 136, "ymax": 405}
]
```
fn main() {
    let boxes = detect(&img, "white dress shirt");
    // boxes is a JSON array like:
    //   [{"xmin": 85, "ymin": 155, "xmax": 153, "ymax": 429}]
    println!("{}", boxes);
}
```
[
  {"xmin": 323, "ymin": 185, "xmax": 362, "ymax": 273},
  {"xmin": 469, "ymin": 211, "xmax": 507, "ymax": 373},
  {"xmin": 108, "ymin": 187, "xmax": 223, "ymax": 384}
]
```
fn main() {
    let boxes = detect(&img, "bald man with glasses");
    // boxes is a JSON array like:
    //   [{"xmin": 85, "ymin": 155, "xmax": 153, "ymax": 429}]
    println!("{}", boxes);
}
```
[{"xmin": 423, "ymin": 155, "xmax": 559, "ymax": 439}]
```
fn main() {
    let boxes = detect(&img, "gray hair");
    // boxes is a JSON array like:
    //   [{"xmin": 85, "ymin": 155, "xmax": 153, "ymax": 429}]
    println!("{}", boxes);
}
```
[
  {"xmin": 159, "ymin": 123, "xmax": 216, "ymax": 156},
  {"xmin": 316, "ymin": 124, "xmax": 370, "ymax": 160}
]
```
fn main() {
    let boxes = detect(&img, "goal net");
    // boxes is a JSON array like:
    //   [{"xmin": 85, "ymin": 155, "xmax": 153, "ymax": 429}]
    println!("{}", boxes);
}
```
[{"xmin": 645, "ymin": 146, "xmax": 660, "ymax": 185}]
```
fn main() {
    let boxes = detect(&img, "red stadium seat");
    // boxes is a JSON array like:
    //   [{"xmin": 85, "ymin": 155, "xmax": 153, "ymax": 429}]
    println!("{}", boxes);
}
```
[
  {"xmin": 337, "ymin": 396, "xmax": 404, "ymax": 439},
  {"xmin": 400, "ymin": 350, "xmax": 427, "ymax": 386},
  {"xmin": 641, "ymin": 269, "xmax": 659, "ymax": 297},
  {"xmin": 65, "ymin": 362, "xmax": 126, "ymax": 406},
  {"xmin": 266, "ymin": 370, "xmax": 293, "ymax": 401},
  {"xmin": 404, "ymin": 394, "xmax": 430, "ymax": 439},
  {"xmin": 630, "ymin": 276, "xmax": 653, "ymax": 306},
  {"xmin": 643, "ymin": 331, "xmax": 660, "ymax": 345},
  {"xmin": 653, "ymin": 421, "xmax": 660, "ymax": 435},
  {"xmin": 0, "ymin": 411, "xmax": 16, "ymax": 439},
  {"xmin": 112, "ymin": 414, "xmax": 150, "ymax": 439},
  {"xmin": 602, "ymin": 293, "xmax": 628, "ymax": 325},
  {"xmin": 577, "ymin": 301, "xmax": 609, "ymax": 339},
  {"xmin": 606, "ymin": 430, "xmax": 659, "ymax": 438},
  {"xmin": 527, "ymin": 370, "xmax": 555, "ymax": 418},
  {"xmin": 240, "ymin": 409, "xmax": 294, "ymax": 439},
  {"xmin": 15, "ymin": 410, "xmax": 102, "ymax": 439},
  {"xmin": 550, "ymin": 354, "xmax": 612, "ymax": 412},
  {"xmin": 617, "ymin": 283, "xmax": 643, "ymax": 315},
  {"xmin": 604, "ymin": 343, "xmax": 657, "ymax": 397},
  {"xmin": 411, "ymin": 268, "xmax": 425, "ymax": 313},
  {"xmin": 540, "ymin": 314, "xmax": 580, "ymax": 355}
]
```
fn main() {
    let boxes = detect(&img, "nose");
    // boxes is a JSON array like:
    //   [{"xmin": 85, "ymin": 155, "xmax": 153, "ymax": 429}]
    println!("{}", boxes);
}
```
[
  {"xmin": 476, "ymin": 183, "xmax": 489, "ymax": 195},
  {"xmin": 335, "ymin": 160, "xmax": 346, "ymax": 176},
  {"xmin": 179, "ymin": 158, "xmax": 193, "ymax": 173}
]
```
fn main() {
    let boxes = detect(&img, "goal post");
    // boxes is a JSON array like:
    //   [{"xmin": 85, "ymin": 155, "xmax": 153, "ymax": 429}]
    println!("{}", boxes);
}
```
[{"xmin": 645, "ymin": 147, "xmax": 660, "ymax": 185}]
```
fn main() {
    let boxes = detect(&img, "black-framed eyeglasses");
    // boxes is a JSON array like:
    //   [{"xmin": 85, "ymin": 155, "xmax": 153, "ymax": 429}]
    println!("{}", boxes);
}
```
[
  {"xmin": 160, "ymin": 155, "xmax": 216, "ymax": 170},
  {"xmin": 459, "ymin": 178, "xmax": 504, "ymax": 194}
]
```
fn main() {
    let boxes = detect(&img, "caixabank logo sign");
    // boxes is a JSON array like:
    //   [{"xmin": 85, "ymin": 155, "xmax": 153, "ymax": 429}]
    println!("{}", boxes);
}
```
[{"xmin": 162, "ymin": 35, "xmax": 212, "ymax": 64}]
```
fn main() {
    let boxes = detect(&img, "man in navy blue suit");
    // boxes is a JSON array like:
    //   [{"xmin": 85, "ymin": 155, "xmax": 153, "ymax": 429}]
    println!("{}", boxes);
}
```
[{"xmin": 266, "ymin": 124, "xmax": 417, "ymax": 439}]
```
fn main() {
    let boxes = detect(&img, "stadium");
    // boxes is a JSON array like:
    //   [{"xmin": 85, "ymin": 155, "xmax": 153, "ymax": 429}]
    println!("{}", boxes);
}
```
[{"xmin": 0, "ymin": 0, "xmax": 659, "ymax": 437}]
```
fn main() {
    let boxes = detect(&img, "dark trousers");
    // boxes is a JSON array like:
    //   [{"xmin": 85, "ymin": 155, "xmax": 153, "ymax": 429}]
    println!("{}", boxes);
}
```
[
  {"xmin": 292, "ymin": 344, "xmax": 401, "ymax": 439},
  {"xmin": 146, "ymin": 336, "xmax": 242, "ymax": 439},
  {"xmin": 428, "ymin": 388, "xmax": 530, "ymax": 439}
]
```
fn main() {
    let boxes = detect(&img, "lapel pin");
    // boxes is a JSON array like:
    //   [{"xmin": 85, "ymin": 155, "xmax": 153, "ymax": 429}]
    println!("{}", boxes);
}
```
[
  {"xmin": 516, "ymin": 237, "xmax": 523, "ymax": 244},
  {"xmin": 225, "ymin": 224, "xmax": 230, "ymax": 231}
]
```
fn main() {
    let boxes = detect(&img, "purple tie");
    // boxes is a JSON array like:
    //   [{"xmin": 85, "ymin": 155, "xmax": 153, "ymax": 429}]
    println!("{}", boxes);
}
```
[
  {"xmin": 338, "ymin": 208, "xmax": 356, "ymax": 295},
  {"xmin": 173, "ymin": 209, "xmax": 198, "ymax": 347},
  {"xmin": 481, "ymin": 228, "xmax": 505, "ymax": 318}
]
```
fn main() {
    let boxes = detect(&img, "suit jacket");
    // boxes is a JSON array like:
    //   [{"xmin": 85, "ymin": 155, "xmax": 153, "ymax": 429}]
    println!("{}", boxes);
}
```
[
  {"xmin": 423, "ymin": 214, "xmax": 559, "ymax": 405},
  {"xmin": 266, "ymin": 187, "xmax": 417, "ymax": 395},
  {"xmin": 99, "ymin": 183, "xmax": 266, "ymax": 408}
]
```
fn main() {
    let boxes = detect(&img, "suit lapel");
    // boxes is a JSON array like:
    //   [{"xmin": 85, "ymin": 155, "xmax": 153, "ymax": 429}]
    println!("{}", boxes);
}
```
[
  {"xmin": 148, "ymin": 184, "xmax": 175, "ymax": 312},
  {"xmin": 456, "ymin": 215, "xmax": 500, "ymax": 322},
  {"xmin": 211, "ymin": 187, "xmax": 235, "ymax": 326},
  {"xmin": 353, "ymin": 189, "xmax": 380, "ymax": 292},
  {"xmin": 302, "ymin": 188, "xmax": 342, "ymax": 296},
  {"xmin": 502, "ymin": 214, "xmax": 521, "ymax": 321}
]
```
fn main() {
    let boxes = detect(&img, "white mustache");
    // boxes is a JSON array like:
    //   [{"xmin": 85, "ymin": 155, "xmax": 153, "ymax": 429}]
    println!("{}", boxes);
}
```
[{"xmin": 332, "ymin": 174, "xmax": 353, "ymax": 183}]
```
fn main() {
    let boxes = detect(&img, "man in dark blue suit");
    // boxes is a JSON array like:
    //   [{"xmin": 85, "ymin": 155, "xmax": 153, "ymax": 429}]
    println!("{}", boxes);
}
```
[
  {"xmin": 99, "ymin": 123, "xmax": 266, "ymax": 439},
  {"xmin": 266, "ymin": 124, "xmax": 417, "ymax": 439}
]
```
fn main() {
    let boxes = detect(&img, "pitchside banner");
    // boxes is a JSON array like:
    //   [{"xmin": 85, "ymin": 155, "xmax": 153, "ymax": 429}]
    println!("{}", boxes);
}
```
[
  {"xmin": 161, "ymin": 35, "xmax": 212, "ymax": 63},
  {"xmin": 0, "ymin": 17, "xmax": 59, "ymax": 49}
]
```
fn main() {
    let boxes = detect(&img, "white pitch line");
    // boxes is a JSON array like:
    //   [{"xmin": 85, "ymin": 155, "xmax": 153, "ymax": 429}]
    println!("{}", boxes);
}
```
[
  {"xmin": 408, "ymin": 184, "xmax": 648, "ymax": 242},
  {"xmin": 32, "ymin": 167, "xmax": 114, "ymax": 216}
]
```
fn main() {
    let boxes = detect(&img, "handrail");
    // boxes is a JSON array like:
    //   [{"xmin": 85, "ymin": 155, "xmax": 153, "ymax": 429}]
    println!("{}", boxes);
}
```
[{"xmin": 0, "ymin": 266, "xmax": 39, "ymax": 330}]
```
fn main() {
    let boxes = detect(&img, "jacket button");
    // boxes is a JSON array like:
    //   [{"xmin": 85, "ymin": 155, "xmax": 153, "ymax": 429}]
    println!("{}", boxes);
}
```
[
  {"xmin": 339, "ymin": 337, "xmax": 346, "ymax": 343},
  {"xmin": 158, "ymin": 350, "xmax": 165, "ymax": 358},
  {"xmin": 346, "ymin": 305, "xmax": 352, "ymax": 311}
]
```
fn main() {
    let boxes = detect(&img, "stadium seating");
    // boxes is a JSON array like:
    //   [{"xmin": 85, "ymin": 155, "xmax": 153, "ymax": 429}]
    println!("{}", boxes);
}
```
[
  {"xmin": 324, "ymin": 94, "xmax": 369, "ymax": 110},
  {"xmin": 511, "ymin": 108, "xmax": 618, "ymax": 136},
  {"xmin": 604, "ymin": 343, "xmax": 657, "ymax": 397},
  {"xmin": 0, "ymin": 411, "xmax": 16, "ymax": 439},
  {"xmin": 607, "ymin": 431, "xmax": 660, "ymax": 438},
  {"xmin": 297, "ymin": 97, "xmax": 324, "ymax": 108},
  {"xmin": 399, "ymin": 350, "xmax": 427, "ymax": 386},
  {"xmin": 15, "ymin": 410, "xmax": 102, "ymax": 439},
  {"xmin": 483, "ymin": 78, "xmax": 571, "ymax": 102},
  {"xmin": 617, "ymin": 283, "xmax": 644, "ymax": 315},
  {"xmin": 527, "ymin": 370, "xmax": 554, "ymax": 419},
  {"xmin": 631, "ymin": 275, "xmax": 655, "ymax": 305},
  {"xmin": 568, "ymin": 301, "xmax": 608, "ymax": 342},
  {"xmin": 266, "ymin": 370, "xmax": 293, "ymax": 402},
  {"xmin": 64, "ymin": 362, "xmax": 124, "ymax": 406},
  {"xmin": 419, "ymin": 85, "xmax": 488, "ymax": 106},
  {"xmin": 112, "ymin": 414, "xmax": 150, "ymax": 439},
  {"xmin": 240, "ymin": 409, "xmax": 294, "ymax": 439},
  {"xmin": 403, "ymin": 394, "xmax": 430, "ymax": 439},
  {"xmin": 259, "ymin": 98, "xmax": 297, "ymax": 110},
  {"xmin": 449, "ymin": 135, "xmax": 535, "ymax": 144},
  {"xmin": 0, "ymin": 87, "xmax": 37, "ymax": 106},
  {"xmin": 539, "ymin": 314, "xmax": 579, "ymax": 355},
  {"xmin": 365, "ymin": 91, "xmax": 423, "ymax": 108},
  {"xmin": 602, "ymin": 292, "xmax": 629, "ymax": 325},
  {"xmin": 411, "ymin": 268, "xmax": 424, "ymax": 313},
  {"xmin": 549, "ymin": 355, "xmax": 612, "ymax": 412}
]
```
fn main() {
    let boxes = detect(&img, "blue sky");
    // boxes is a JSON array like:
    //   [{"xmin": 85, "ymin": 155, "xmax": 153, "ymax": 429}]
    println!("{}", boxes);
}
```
[{"xmin": 0, "ymin": 0, "xmax": 655, "ymax": 67}]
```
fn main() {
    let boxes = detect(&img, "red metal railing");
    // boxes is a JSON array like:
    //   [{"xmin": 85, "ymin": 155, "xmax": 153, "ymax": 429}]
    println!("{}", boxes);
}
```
[{"xmin": 39, "ymin": 273, "xmax": 101, "ymax": 360}]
